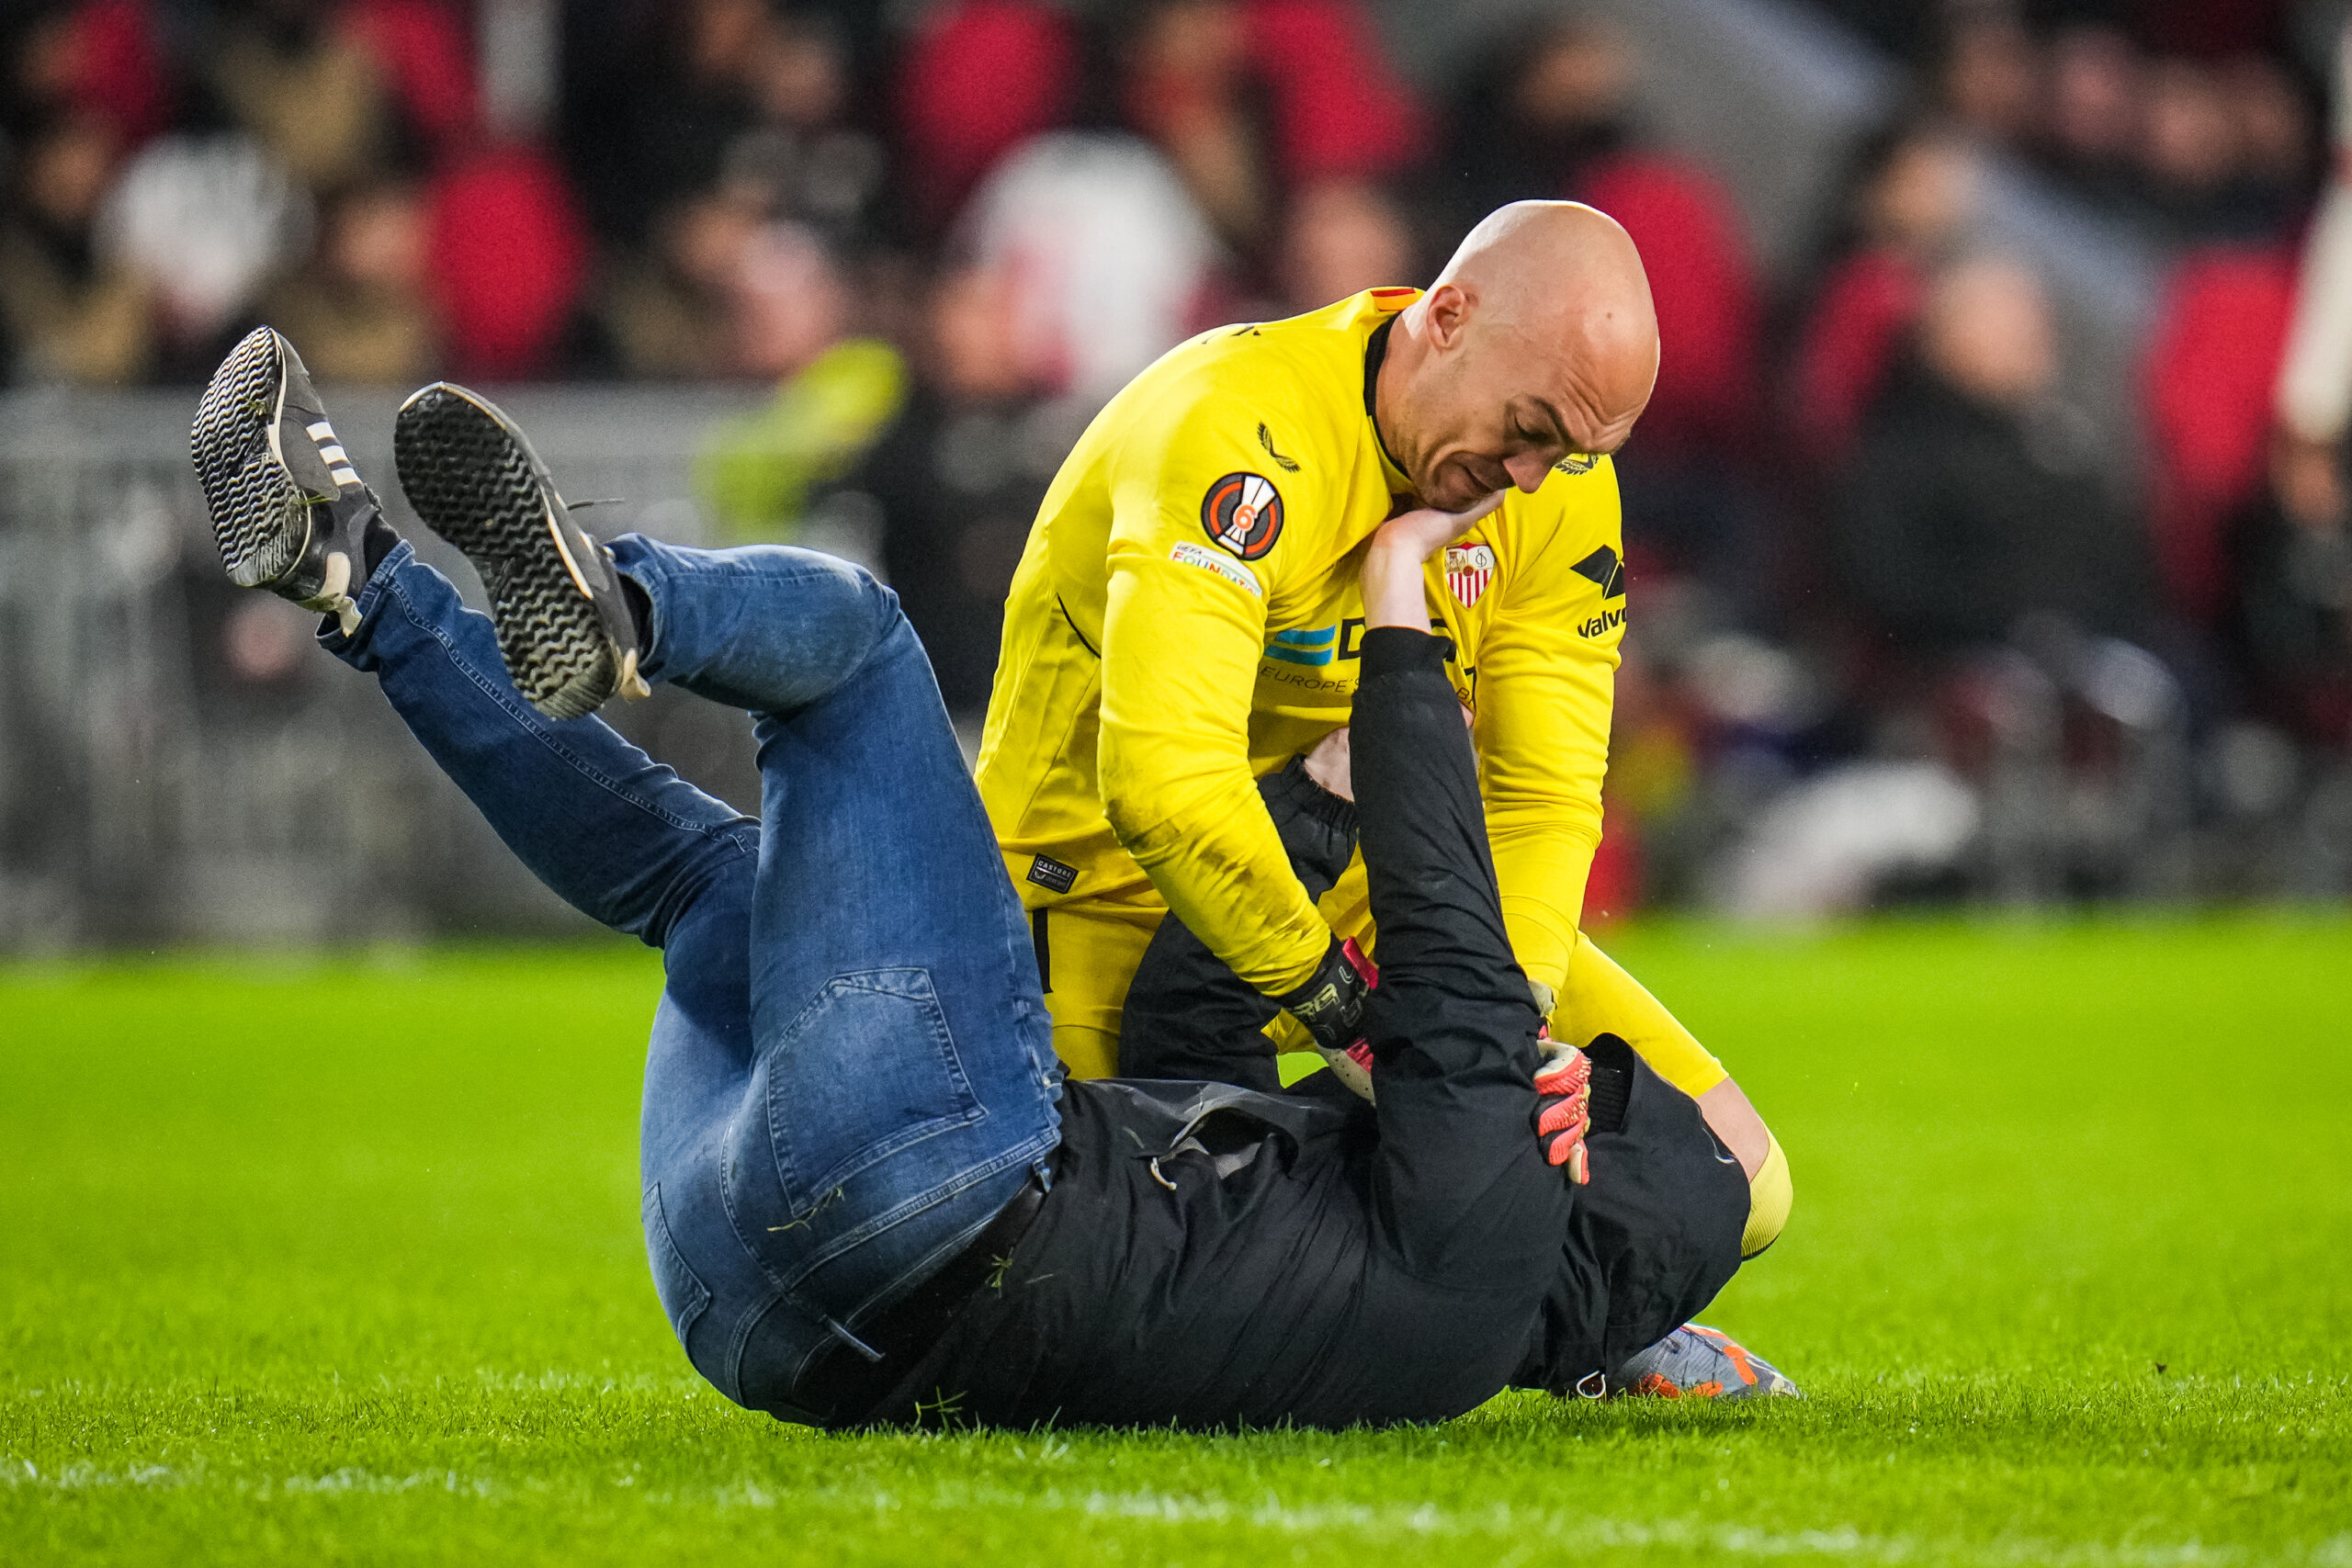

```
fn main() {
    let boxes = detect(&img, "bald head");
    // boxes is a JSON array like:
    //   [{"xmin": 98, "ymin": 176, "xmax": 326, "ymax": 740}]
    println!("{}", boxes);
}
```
[
  {"xmin": 1437, "ymin": 202, "xmax": 1661, "ymax": 430},
  {"xmin": 1375, "ymin": 200, "xmax": 1659, "ymax": 509}
]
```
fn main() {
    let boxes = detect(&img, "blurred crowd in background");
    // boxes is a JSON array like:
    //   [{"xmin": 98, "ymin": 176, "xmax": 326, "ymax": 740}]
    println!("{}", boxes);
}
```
[{"xmin": 6, "ymin": 0, "xmax": 2352, "ymax": 923}]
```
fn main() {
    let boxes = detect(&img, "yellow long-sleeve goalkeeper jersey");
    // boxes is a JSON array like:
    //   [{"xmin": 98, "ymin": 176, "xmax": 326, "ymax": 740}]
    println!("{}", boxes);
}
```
[{"xmin": 973, "ymin": 288, "xmax": 1629, "ymax": 999}]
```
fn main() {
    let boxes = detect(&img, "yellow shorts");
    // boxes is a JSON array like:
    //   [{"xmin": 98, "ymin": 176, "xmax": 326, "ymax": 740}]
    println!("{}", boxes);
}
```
[{"xmin": 1030, "ymin": 902, "xmax": 1163, "ymax": 1081}]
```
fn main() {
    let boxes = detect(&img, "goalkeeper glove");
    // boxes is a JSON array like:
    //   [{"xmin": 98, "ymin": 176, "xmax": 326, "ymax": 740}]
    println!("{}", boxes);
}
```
[
  {"xmin": 1277, "ymin": 936, "xmax": 1379, "ymax": 1100},
  {"xmin": 1534, "ymin": 1037, "xmax": 1593, "ymax": 1184}
]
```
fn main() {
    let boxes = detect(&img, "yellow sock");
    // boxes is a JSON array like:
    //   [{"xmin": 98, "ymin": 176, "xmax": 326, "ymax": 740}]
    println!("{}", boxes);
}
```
[{"xmin": 1742, "ymin": 1132, "xmax": 1792, "ymax": 1258}]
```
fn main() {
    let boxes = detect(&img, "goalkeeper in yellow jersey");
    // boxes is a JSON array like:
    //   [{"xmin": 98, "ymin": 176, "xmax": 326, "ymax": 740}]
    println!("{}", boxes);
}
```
[{"xmin": 976, "ymin": 200, "xmax": 1790, "ymax": 1262}]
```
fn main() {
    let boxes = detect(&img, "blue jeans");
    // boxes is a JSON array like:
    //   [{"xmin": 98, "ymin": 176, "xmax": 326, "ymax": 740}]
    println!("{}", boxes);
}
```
[{"xmin": 326, "ymin": 536, "xmax": 1064, "ymax": 1417}]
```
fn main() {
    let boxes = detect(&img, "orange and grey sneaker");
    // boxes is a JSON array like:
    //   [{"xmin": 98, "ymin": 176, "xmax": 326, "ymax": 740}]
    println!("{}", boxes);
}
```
[{"xmin": 1611, "ymin": 1324, "xmax": 1800, "ymax": 1400}]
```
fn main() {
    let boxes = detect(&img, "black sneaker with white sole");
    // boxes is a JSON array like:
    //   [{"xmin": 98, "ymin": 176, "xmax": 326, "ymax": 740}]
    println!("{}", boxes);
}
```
[
  {"xmin": 189, "ymin": 325, "xmax": 388, "ymax": 635},
  {"xmin": 392, "ymin": 382, "xmax": 649, "ymax": 722}
]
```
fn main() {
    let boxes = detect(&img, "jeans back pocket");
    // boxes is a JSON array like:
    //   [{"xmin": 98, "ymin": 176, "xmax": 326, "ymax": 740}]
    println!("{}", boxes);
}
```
[{"xmin": 763, "ymin": 967, "xmax": 987, "ymax": 1219}]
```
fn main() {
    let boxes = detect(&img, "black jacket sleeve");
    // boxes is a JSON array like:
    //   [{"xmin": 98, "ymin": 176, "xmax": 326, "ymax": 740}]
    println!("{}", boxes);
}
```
[
  {"xmin": 1351, "ymin": 627, "xmax": 1570, "ymax": 1285},
  {"xmin": 1118, "ymin": 758, "xmax": 1360, "ymax": 1090}
]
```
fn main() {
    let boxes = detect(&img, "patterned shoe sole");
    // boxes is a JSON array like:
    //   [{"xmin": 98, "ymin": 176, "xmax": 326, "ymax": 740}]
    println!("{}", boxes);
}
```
[
  {"xmin": 190, "ymin": 326, "xmax": 311, "ymax": 590},
  {"xmin": 394, "ymin": 385, "xmax": 616, "ymax": 721}
]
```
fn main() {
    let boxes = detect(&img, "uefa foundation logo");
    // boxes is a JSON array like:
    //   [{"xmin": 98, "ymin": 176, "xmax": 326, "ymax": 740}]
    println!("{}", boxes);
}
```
[{"xmin": 1201, "ymin": 471, "xmax": 1285, "ymax": 560}]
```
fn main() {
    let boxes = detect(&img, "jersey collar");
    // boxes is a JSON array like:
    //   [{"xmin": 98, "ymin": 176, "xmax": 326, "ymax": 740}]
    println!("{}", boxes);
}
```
[{"xmin": 1361, "ymin": 305, "xmax": 1417, "ymax": 497}]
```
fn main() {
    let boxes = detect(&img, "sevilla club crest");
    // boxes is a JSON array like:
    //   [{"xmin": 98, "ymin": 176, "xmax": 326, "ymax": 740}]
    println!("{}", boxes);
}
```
[
  {"xmin": 1202, "ymin": 472, "xmax": 1284, "ymax": 560},
  {"xmin": 1444, "ymin": 542, "xmax": 1497, "ymax": 607}
]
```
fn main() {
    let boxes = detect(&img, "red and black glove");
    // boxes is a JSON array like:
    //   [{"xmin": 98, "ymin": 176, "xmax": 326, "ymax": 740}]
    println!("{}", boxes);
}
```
[
  {"xmin": 1277, "ymin": 936, "xmax": 1380, "ymax": 1100},
  {"xmin": 1534, "ymin": 1038, "xmax": 1593, "ymax": 1185}
]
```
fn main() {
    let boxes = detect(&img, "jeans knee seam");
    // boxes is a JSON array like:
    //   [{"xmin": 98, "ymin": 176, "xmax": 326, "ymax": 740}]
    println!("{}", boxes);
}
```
[
  {"xmin": 621, "ymin": 549, "xmax": 899, "ymax": 696},
  {"xmin": 641, "ymin": 829, "xmax": 756, "ymax": 950},
  {"xmin": 831, "ymin": 600, "xmax": 910, "ymax": 696},
  {"xmin": 388, "ymin": 575, "xmax": 746, "ymax": 840}
]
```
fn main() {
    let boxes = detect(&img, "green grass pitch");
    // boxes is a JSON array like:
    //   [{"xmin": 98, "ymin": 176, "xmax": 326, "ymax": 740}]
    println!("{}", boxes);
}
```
[{"xmin": 4, "ymin": 918, "xmax": 2348, "ymax": 1565}]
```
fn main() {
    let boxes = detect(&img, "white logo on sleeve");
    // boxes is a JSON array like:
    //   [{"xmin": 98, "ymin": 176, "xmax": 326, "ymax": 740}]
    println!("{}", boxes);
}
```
[{"xmin": 1170, "ymin": 540, "xmax": 1264, "ymax": 597}]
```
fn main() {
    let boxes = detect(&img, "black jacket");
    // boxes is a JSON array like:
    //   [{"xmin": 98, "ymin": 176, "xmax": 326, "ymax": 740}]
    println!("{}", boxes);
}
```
[{"xmin": 850, "ymin": 629, "xmax": 1743, "ymax": 1428}]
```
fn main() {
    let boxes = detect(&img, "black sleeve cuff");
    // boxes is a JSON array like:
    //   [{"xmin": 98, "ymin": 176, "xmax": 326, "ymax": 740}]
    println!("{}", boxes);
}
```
[
  {"xmin": 1358, "ymin": 626, "xmax": 1453, "ymax": 680},
  {"xmin": 1260, "ymin": 755, "xmax": 1358, "ymax": 841},
  {"xmin": 1258, "ymin": 757, "xmax": 1359, "ymax": 897}
]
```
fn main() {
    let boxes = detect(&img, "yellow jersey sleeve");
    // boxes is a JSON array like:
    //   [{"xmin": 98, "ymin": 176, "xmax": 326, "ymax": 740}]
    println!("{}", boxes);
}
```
[
  {"xmin": 1097, "ymin": 382, "xmax": 1338, "ymax": 996},
  {"xmin": 1474, "ymin": 466, "xmax": 1628, "ymax": 995}
]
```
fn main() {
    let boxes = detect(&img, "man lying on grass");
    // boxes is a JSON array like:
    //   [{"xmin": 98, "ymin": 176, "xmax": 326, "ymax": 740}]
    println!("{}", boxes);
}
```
[{"xmin": 189, "ymin": 328, "xmax": 1794, "ymax": 1427}]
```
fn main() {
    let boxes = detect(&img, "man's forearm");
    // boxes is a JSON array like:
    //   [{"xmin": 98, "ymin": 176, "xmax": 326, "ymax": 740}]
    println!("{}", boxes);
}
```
[
  {"xmin": 1493, "ymin": 829, "xmax": 1599, "ymax": 997},
  {"xmin": 1352, "ymin": 627, "xmax": 1536, "ymax": 1062},
  {"xmin": 1354, "ymin": 625, "xmax": 1561, "ymax": 1281},
  {"xmin": 1098, "ymin": 558, "xmax": 1334, "ymax": 996},
  {"xmin": 1119, "ymin": 761, "xmax": 1361, "ymax": 1085}
]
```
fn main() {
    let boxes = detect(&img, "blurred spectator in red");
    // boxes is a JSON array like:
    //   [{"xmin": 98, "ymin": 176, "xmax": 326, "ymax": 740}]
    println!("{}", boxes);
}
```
[
  {"xmin": 204, "ymin": 0, "xmax": 413, "ymax": 194},
  {"xmin": 1276, "ymin": 178, "xmax": 1412, "ymax": 313},
  {"xmin": 1446, "ymin": 18, "xmax": 1760, "ymax": 457},
  {"xmin": 1835, "ymin": 254, "xmax": 2153, "ymax": 657},
  {"xmin": 2142, "ymin": 247, "xmax": 2297, "ymax": 627},
  {"xmin": 339, "ymin": 0, "xmax": 479, "ymax": 155},
  {"xmin": 1792, "ymin": 125, "xmax": 1983, "ymax": 465},
  {"xmin": 0, "ymin": 116, "xmax": 152, "ymax": 384},
  {"xmin": 5, "ymin": 0, "xmax": 173, "ymax": 149},
  {"xmin": 1121, "ymin": 0, "xmax": 1421, "ymax": 254},
  {"xmin": 1444, "ymin": 19, "xmax": 1634, "ymax": 236},
  {"xmin": 849, "ymin": 265, "xmax": 1061, "ymax": 716},
  {"xmin": 894, "ymin": 0, "xmax": 1079, "ymax": 236},
  {"xmin": 1583, "ymin": 152, "xmax": 1760, "ymax": 457},
  {"xmin": 1241, "ymin": 0, "xmax": 1422, "ymax": 185},
  {"xmin": 266, "ymin": 178, "xmax": 438, "ymax": 383},
  {"xmin": 424, "ymin": 143, "xmax": 587, "ymax": 378}
]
